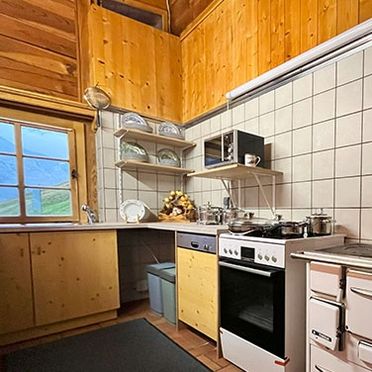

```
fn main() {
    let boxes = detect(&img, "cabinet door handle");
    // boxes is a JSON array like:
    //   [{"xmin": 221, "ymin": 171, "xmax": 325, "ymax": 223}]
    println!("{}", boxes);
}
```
[
  {"xmin": 20, "ymin": 248, "xmax": 24, "ymax": 257},
  {"xmin": 315, "ymin": 365, "xmax": 332, "ymax": 372},
  {"xmin": 350, "ymin": 287, "xmax": 372, "ymax": 299}
]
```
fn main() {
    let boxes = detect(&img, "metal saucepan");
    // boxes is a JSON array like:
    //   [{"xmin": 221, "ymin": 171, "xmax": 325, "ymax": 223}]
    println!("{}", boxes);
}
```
[
  {"xmin": 274, "ymin": 221, "xmax": 308, "ymax": 238},
  {"xmin": 83, "ymin": 85, "xmax": 111, "ymax": 129},
  {"xmin": 306, "ymin": 208, "xmax": 334, "ymax": 236}
]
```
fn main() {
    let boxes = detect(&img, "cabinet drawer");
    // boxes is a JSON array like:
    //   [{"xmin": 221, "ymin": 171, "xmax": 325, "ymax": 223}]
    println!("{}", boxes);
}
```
[
  {"xmin": 310, "ymin": 262, "xmax": 343, "ymax": 298},
  {"xmin": 346, "ymin": 269, "xmax": 372, "ymax": 340},
  {"xmin": 311, "ymin": 345, "xmax": 370, "ymax": 372}
]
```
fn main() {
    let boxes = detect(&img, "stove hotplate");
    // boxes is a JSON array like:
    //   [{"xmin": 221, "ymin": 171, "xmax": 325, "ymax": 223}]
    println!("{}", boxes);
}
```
[{"xmin": 317, "ymin": 243, "xmax": 372, "ymax": 258}]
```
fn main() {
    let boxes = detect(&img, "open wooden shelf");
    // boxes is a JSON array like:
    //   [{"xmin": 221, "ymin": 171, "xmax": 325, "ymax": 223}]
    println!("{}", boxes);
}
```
[
  {"xmin": 187, "ymin": 163, "xmax": 283, "ymax": 180},
  {"xmin": 114, "ymin": 128, "xmax": 196, "ymax": 151},
  {"xmin": 115, "ymin": 160, "xmax": 193, "ymax": 175}
]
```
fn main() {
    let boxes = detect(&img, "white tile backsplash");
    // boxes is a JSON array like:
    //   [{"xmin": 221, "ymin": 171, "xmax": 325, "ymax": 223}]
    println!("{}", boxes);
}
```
[
  {"xmin": 364, "ymin": 75, "xmax": 372, "ymax": 110},
  {"xmin": 363, "ymin": 109, "xmax": 372, "ymax": 142},
  {"xmin": 96, "ymin": 47, "xmax": 371, "ymax": 240},
  {"xmin": 337, "ymin": 51, "xmax": 363, "ymax": 85},
  {"xmin": 313, "ymin": 89, "xmax": 335, "ymax": 124},
  {"xmin": 274, "ymin": 131, "xmax": 292, "ymax": 159},
  {"xmin": 365, "ymin": 46, "xmax": 372, "ymax": 76},
  {"xmin": 361, "ymin": 175, "xmax": 372, "ymax": 207},
  {"xmin": 313, "ymin": 120, "xmax": 335, "ymax": 152},
  {"xmin": 275, "ymin": 82, "xmax": 292, "ymax": 109},
  {"xmin": 275, "ymin": 105, "xmax": 292, "ymax": 134},
  {"xmin": 293, "ymin": 154, "xmax": 312, "ymax": 182},
  {"xmin": 293, "ymin": 74, "xmax": 313, "ymax": 102},
  {"xmin": 293, "ymin": 126, "xmax": 312, "ymax": 156},
  {"xmin": 335, "ymin": 177, "xmax": 360, "ymax": 208},
  {"xmin": 293, "ymin": 97, "xmax": 312, "ymax": 129},
  {"xmin": 335, "ymin": 145, "xmax": 361, "ymax": 177},
  {"xmin": 312, "ymin": 179, "xmax": 334, "ymax": 208},
  {"xmin": 336, "ymin": 79, "xmax": 363, "ymax": 117},
  {"xmin": 314, "ymin": 63, "xmax": 336, "ymax": 94},
  {"xmin": 245, "ymin": 98, "xmax": 259, "ymax": 120},
  {"xmin": 259, "ymin": 91, "xmax": 275, "ymax": 114},
  {"xmin": 335, "ymin": 112, "xmax": 362, "ymax": 147},
  {"xmin": 362, "ymin": 142, "xmax": 372, "ymax": 175},
  {"xmin": 313, "ymin": 150, "xmax": 334, "ymax": 180}
]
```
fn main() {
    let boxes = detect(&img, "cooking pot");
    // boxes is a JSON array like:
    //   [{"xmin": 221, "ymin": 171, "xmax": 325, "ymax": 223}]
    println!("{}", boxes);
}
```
[
  {"xmin": 197, "ymin": 203, "xmax": 223, "ymax": 225},
  {"xmin": 306, "ymin": 209, "xmax": 334, "ymax": 236},
  {"xmin": 275, "ymin": 221, "xmax": 308, "ymax": 238},
  {"xmin": 227, "ymin": 214, "xmax": 272, "ymax": 234}
]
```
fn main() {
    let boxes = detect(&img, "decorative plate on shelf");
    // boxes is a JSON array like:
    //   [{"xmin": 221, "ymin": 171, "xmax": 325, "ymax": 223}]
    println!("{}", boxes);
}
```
[
  {"xmin": 157, "ymin": 148, "xmax": 181, "ymax": 168},
  {"xmin": 120, "ymin": 112, "xmax": 153, "ymax": 133},
  {"xmin": 120, "ymin": 141, "xmax": 149, "ymax": 162},
  {"xmin": 119, "ymin": 200, "xmax": 146, "ymax": 222},
  {"xmin": 158, "ymin": 121, "xmax": 184, "ymax": 139}
]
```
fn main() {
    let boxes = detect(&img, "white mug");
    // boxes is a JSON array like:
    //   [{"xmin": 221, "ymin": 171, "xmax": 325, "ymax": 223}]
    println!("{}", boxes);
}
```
[{"xmin": 244, "ymin": 153, "xmax": 261, "ymax": 167}]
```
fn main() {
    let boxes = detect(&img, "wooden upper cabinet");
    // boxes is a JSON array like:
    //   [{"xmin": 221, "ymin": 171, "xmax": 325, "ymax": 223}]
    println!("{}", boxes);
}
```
[
  {"xmin": 181, "ymin": 0, "xmax": 372, "ymax": 123},
  {"xmin": 0, "ymin": 233, "xmax": 34, "ymax": 335},
  {"xmin": 30, "ymin": 230, "xmax": 119, "ymax": 326},
  {"xmin": 87, "ymin": 5, "xmax": 182, "ymax": 123}
]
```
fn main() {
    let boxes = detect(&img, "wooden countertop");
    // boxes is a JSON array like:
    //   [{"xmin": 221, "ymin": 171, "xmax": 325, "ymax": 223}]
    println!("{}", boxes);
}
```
[{"xmin": 0, "ymin": 222, "xmax": 228, "ymax": 236}]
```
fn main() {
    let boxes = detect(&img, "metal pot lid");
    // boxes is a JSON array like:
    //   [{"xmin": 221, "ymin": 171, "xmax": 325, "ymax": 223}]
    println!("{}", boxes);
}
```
[
  {"xmin": 228, "ymin": 217, "xmax": 270, "ymax": 228},
  {"xmin": 307, "ymin": 208, "xmax": 331, "ymax": 219}
]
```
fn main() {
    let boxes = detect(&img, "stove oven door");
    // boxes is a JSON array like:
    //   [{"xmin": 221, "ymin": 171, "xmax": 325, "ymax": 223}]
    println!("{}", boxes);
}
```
[
  {"xmin": 219, "ymin": 258, "xmax": 285, "ymax": 358},
  {"xmin": 346, "ymin": 269, "xmax": 372, "ymax": 340}
]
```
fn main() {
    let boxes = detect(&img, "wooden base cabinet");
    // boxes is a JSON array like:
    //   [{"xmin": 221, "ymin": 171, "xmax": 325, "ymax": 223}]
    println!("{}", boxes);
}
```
[
  {"xmin": 0, "ymin": 230, "xmax": 119, "ymax": 344},
  {"xmin": 177, "ymin": 247, "xmax": 218, "ymax": 341},
  {"xmin": 30, "ymin": 231, "xmax": 120, "ymax": 326},
  {"xmin": 0, "ymin": 233, "xmax": 34, "ymax": 334}
]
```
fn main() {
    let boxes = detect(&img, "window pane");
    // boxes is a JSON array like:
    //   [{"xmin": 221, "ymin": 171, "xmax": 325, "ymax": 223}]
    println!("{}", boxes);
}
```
[
  {"xmin": 22, "ymin": 126, "xmax": 69, "ymax": 159},
  {"xmin": 0, "ymin": 187, "xmax": 20, "ymax": 216},
  {"xmin": 0, "ymin": 154, "xmax": 17, "ymax": 185},
  {"xmin": 0, "ymin": 122, "xmax": 15, "ymax": 154},
  {"xmin": 24, "ymin": 158, "xmax": 70, "ymax": 188},
  {"xmin": 25, "ymin": 188, "xmax": 72, "ymax": 216}
]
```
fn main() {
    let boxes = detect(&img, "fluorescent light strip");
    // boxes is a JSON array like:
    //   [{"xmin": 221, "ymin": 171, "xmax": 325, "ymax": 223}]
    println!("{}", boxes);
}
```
[{"xmin": 226, "ymin": 19, "xmax": 372, "ymax": 102}]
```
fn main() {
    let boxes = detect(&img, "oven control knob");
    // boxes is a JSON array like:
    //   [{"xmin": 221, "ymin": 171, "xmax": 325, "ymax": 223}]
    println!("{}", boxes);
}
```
[
  {"xmin": 223, "ymin": 248, "xmax": 228, "ymax": 254},
  {"xmin": 271, "ymin": 256, "xmax": 277, "ymax": 263},
  {"xmin": 234, "ymin": 250, "xmax": 238, "ymax": 256},
  {"xmin": 258, "ymin": 254, "xmax": 263, "ymax": 260},
  {"xmin": 265, "ymin": 255, "xmax": 270, "ymax": 261},
  {"xmin": 229, "ymin": 249, "xmax": 233, "ymax": 255}
]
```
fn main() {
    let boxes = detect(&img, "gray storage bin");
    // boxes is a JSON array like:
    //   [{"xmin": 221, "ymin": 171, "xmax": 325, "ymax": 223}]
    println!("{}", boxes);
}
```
[
  {"xmin": 159, "ymin": 267, "xmax": 176, "ymax": 324},
  {"xmin": 146, "ymin": 262, "xmax": 175, "ymax": 314}
]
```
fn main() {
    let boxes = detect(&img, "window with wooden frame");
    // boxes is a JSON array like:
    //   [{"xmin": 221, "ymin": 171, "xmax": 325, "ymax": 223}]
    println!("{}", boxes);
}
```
[{"xmin": 0, "ymin": 108, "xmax": 87, "ymax": 223}]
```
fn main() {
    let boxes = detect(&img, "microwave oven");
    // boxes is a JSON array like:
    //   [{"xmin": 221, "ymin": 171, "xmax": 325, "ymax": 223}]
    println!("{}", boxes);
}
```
[{"xmin": 204, "ymin": 130, "xmax": 264, "ymax": 168}]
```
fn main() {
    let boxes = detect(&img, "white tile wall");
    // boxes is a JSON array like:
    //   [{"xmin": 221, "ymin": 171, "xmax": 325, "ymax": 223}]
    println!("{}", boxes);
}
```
[{"xmin": 184, "ymin": 45, "xmax": 372, "ymax": 242}]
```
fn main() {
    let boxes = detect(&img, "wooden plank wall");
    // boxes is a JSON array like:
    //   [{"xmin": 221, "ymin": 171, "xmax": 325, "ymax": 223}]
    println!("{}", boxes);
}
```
[
  {"xmin": 181, "ymin": 0, "xmax": 372, "ymax": 123},
  {"xmin": 88, "ymin": 5, "xmax": 182, "ymax": 123},
  {"xmin": 0, "ymin": 0, "xmax": 79, "ymax": 101}
]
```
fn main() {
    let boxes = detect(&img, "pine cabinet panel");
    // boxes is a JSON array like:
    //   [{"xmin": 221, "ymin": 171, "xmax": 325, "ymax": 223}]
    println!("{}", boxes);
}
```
[
  {"xmin": 177, "ymin": 247, "xmax": 218, "ymax": 341},
  {"xmin": 87, "ymin": 5, "xmax": 182, "ymax": 123},
  {"xmin": 30, "ymin": 230, "xmax": 119, "ymax": 326},
  {"xmin": 0, "ymin": 233, "xmax": 34, "ymax": 334}
]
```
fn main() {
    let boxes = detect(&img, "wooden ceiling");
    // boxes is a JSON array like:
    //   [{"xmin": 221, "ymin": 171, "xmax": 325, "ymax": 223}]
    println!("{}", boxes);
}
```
[
  {"xmin": 134, "ymin": 0, "xmax": 214, "ymax": 35},
  {"xmin": 169, "ymin": 0, "xmax": 214, "ymax": 35}
]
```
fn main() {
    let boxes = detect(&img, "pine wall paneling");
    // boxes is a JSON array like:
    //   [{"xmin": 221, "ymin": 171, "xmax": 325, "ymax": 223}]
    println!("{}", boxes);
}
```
[
  {"xmin": 0, "ymin": 0, "xmax": 79, "ymax": 100},
  {"xmin": 180, "ymin": 0, "xmax": 372, "ymax": 123},
  {"xmin": 87, "ymin": 5, "xmax": 182, "ymax": 123}
]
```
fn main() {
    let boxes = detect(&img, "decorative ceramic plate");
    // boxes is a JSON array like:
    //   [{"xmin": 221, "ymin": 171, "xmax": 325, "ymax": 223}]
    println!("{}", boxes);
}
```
[
  {"xmin": 119, "ymin": 200, "xmax": 146, "ymax": 222},
  {"xmin": 120, "ymin": 141, "xmax": 149, "ymax": 162},
  {"xmin": 157, "ymin": 148, "xmax": 181, "ymax": 167},
  {"xmin": 120, "ymin": 112, "xmax": 153, "ymax": 133},
  {"xmin": 158, "ymin": 121, "xmax": 184, "ymax": 139}
]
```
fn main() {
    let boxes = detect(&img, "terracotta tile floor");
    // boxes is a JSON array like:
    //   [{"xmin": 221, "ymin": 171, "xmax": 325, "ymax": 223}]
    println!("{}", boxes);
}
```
[{"xmin": 0, "ymin": 300, "xmax": 241, "ymax": 371}]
